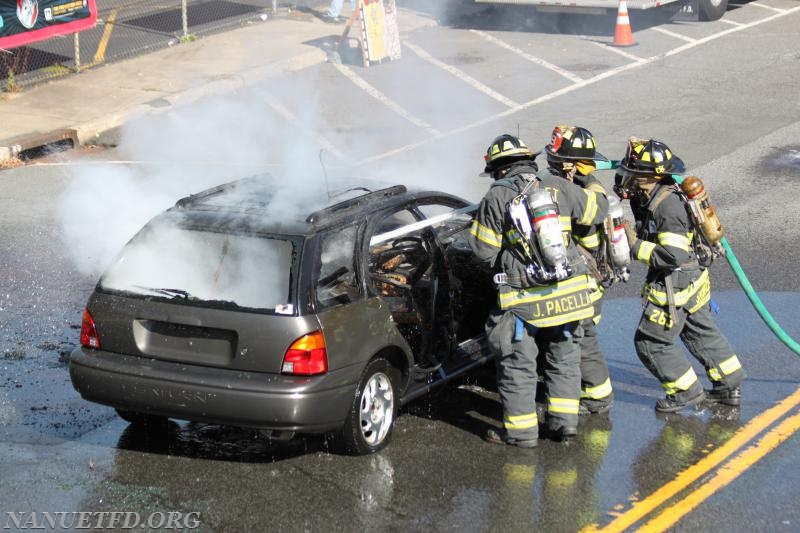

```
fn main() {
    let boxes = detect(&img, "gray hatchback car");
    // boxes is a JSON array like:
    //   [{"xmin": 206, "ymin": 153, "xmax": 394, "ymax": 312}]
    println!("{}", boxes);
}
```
[{"xmin": 69, "ymin": 175, "xmax": 495, "ymax": 454}]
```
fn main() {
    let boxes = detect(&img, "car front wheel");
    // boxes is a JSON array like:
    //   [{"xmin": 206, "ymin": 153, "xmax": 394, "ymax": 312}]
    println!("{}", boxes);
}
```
[
  {"xmin": 699, "ymin": 0, "xmax": 728, "ymax": 21},
  {"xmin": 337, "ymin": 357, "xmax": 397, "ymax": 455}
]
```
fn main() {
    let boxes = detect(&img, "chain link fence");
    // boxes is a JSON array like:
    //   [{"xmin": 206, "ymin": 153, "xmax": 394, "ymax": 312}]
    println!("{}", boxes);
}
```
[{"xmin": 1, "ymin": 0, "xmax": 328, "ymax": 91}]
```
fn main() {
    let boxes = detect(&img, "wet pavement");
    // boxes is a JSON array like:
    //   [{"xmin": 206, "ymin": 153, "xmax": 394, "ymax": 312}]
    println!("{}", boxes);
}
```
[
  {"xmin": 3, "ymin": 2, "xmax": 800, "ymax": 530},
  {"xmin": 1, "ymin": 155, "xmax": 799, "ymax": 530}
]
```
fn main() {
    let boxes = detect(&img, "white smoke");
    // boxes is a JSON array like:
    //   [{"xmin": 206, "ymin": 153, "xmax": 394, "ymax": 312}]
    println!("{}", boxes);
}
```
[
  {"xmin": 101, "ymin": 224, "xmax": 294, "ymax": 310},
  {"xmin": 56, "ymin": 7, "xmax": 534, "ymax": 289},
  {"xmin": 56, "ymin": 83, "xmax": 342, "ymax": 281}
]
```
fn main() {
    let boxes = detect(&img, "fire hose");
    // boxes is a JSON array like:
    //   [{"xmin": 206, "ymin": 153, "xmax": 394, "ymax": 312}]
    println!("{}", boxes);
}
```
[
  {"xmin": 718, "ymin": 238, "xmax": 800, "ymax": 355},
  {"xmin": 669, "ymin": 173, "xmax": 800, "ymax": 356},
  {"xmin": 600, "ymin": 159, "xmax": 800, "ymax": 356}
]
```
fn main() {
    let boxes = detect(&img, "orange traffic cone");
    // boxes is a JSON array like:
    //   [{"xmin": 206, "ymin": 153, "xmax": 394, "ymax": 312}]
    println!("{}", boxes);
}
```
[{"xmin": 613, "ymin": 0, "xmax": 635, "ymax": 47}]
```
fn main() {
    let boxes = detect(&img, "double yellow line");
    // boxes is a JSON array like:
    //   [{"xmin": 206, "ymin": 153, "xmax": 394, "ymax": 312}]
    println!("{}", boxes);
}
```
[{"xmin": 582, "ymin": 386, "xmax": 800, "ymax": 533}]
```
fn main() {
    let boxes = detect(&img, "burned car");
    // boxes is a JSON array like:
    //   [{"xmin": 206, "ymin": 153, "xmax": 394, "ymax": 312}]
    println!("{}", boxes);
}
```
[{"xmin": 69, "ymin": 176, "xmax": 495, "ymax": 454}]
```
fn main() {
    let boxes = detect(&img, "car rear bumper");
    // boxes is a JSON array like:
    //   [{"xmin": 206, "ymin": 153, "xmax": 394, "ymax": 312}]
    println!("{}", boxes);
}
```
[{"xmin": 69, "ymin": 347, "xmax": 361, "ymax": 434}]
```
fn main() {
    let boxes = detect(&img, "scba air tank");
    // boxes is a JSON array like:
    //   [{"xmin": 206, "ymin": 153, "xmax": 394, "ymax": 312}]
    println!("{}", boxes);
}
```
[
  {"xmin": 528, "ymin": 189, "xmax": 566, "ymax": 267},
  {"xmin": 606, "ymin": 196, "xmax": 631, "ymax": 268},
  {"xmin": 681, "ymin": 176, "xmax": 724, "ymax": 245}
]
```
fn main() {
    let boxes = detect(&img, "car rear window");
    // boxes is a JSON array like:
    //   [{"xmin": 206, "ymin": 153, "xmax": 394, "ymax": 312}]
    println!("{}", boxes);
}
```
[{"xmin": 99, "ymin": 224, "xmax": 300, "ymax": 314}]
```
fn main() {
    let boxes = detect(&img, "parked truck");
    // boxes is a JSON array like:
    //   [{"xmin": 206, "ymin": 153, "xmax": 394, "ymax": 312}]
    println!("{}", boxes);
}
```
[{"xmin": 474, "ymin": 0, "xmax": 729, "ymax": 22}]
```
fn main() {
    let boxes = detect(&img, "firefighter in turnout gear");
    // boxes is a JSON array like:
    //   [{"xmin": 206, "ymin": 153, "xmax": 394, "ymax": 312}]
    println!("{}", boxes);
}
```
[
  {"xmin": 615, "ymin": 138, "xmax": 745, "ymax": 412},
  {"xmin": 542, "ymin": 125, "xmax": 615, "ymax": 416},
  {"xmin": 470, "ymin": 134, "xmax": 609, "ymax": 445}
]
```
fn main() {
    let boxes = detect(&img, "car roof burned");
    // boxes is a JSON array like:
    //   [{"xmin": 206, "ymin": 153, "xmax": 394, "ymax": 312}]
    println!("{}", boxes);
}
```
[{"xmin": 169, "ymin": 174, "xmax": 465, "ymax": 236}]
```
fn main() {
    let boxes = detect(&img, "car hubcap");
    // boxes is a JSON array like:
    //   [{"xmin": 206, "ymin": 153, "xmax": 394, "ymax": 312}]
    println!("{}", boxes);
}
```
[{"xmin": 360, "ymin": 372, "xmax": 394, "ymax": 446}]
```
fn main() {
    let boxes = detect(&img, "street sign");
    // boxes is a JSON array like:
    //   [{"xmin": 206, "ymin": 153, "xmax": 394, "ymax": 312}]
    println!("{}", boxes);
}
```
[{"xmin": 338, "ymin": 0, "xmax": 401, "ymax": 67}]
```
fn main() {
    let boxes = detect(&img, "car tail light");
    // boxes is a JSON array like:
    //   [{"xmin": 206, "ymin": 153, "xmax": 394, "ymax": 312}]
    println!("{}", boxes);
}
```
[
  {"xmin": 282, "ymin": 331, "xmax": 327, "ymax": 376},
  {"xmin": 80, "ymin": 309, "xmax": 101, "ymax": 349}
]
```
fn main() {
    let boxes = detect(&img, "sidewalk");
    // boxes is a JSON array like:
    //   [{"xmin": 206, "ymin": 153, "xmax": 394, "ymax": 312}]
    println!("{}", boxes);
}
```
[{"xmin": 0, "ymin": 4, "xmax": 436, "ymax": 162}]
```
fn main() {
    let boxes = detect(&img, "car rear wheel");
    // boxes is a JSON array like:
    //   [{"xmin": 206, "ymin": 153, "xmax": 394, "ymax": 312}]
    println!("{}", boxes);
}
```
[
  {"xmin": 115, "ymin": 408, "xmax": 169, "ymax": 427},
  {"xmin": 699, "ymin": 0, "xmax": 728, "ymax": 21},
  {"xmin": 337, "ymin": 357, "xmax": 397, "ymax": 455}
]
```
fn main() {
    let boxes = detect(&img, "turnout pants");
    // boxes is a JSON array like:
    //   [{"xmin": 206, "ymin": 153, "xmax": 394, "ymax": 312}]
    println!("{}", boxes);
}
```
[
  {"xmin": 579, "ymin": 310, "xmax": 613, "ymax": 409},
  {"xmin": 486, "ymin": 309, "xmax": 582, "ymax": 440},
  {"xmin": 634, "ymin": 301, "xmax": 745, "ymax": 403}
]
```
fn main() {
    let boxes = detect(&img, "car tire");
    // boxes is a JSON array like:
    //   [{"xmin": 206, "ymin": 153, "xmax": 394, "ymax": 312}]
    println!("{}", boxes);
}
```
[
  {"xmin": 336, "ymin": 357, "xmax": 398, "ymax": 455},
  {"xmin": 115, "ymin": 408, "xmax": 169, "ymax": 427},
  {"xmin": 698, "ymin": 0, "xmax": 728, "ymax": 21}
]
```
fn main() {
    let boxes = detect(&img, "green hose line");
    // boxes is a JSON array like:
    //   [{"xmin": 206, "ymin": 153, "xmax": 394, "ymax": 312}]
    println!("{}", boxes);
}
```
[
  {"xmin": 595, "ymin": 162, "xmax": 799, "ymax": 353},
  {"xmin": 666, "ymin": 174, "xmax": 800, "ymax": 356},
  {"xmin": 596, "ymin": 160, "xmax": 620, "ymax": 171},
  {"xmin": 719, "ymin": 238, "xmax": 800, "ymax": 355}
]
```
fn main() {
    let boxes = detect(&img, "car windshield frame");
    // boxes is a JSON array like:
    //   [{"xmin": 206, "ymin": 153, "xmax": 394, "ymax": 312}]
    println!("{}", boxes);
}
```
[{"xmin": 97, "ymin": 221, "xmax": 304, "ymax": 316}]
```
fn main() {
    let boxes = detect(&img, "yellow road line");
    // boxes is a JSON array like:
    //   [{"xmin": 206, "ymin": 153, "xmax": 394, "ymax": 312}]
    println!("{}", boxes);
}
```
[
  {"xmin": 93, "ymin": 9, "xmax": 118, "ymax": 65},
  {"xmin": 639, "ymin": 411, "xmax": 800, "ymax": 532},
  {"xmin": 582, "ymin": 386, "xmax": 800, "ymax": 533}
]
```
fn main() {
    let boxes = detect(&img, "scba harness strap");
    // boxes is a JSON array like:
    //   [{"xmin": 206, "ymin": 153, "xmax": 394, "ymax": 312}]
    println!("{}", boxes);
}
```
[
  {"xmin": 498, "ymin": 173, "xmax": 574, "ymax": 285},
  {"xmin": 640, "ymin": 184, "xmax": 708, "ymax": 323},
  {"xmin": 505, "ymin": 173, "xmax": 542, "ymax": 269}
]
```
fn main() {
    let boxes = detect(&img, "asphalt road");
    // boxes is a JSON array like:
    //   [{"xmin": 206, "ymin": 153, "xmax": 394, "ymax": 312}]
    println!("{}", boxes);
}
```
[{"xmin": 2, "ymin": 2, "xmax": 800, "ymax": 532}]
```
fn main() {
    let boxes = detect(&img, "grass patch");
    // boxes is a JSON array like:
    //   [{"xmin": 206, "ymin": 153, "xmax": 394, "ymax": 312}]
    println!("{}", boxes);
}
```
[
  {"xmin": 4, "ymin": 70, "xmax": 19, "ymax": 93},
  {"xmin": 43, "ymin": 64, "xmax": 73, "ymax": 77}
]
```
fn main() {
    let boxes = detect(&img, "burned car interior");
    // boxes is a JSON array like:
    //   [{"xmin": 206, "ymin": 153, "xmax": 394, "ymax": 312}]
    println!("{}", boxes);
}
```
[
  {"xmin": 308, "ymin": 187, "xmax": 493, "ymax": 376},
  {"xmin": 369, "ymin": 233, "xmax": 438, "ymax": 368},
  {"xmin": 364, "ymin": 204, "xmax": 493, "ymax": 374}
]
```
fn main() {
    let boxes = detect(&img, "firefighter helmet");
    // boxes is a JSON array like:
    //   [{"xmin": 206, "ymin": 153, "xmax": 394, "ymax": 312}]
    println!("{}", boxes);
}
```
[
  {"xmin": 544, "ymin": 125, "xmax": 608, "ymax": 162},
  {"xmin": 484, "ymin": 134, "xmax": 537, "ymax": 173},
  {"xmin": 619, "ymin": 138, "xmax": 685, "ymax": 176}
]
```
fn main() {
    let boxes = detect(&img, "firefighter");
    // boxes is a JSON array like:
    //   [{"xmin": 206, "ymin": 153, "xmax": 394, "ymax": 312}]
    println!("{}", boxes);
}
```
[
  {"xmin": 470, "ymin": 134, "xmax": 609, "ymax": 445},
  {"xmin": 615, "ymin": 138, "xmax": 745, "ymax": 412},
  {"xmin": 542, "ymin": 125, "xmax": 615, "ymax": 416}
]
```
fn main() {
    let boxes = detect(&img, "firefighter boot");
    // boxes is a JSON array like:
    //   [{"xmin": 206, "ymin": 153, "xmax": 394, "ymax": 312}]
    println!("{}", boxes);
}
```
[
  {"xmin": 545, "ymin": 425, "xmax": 578, "ymax": 442},
  {"xmin": 484, "ymin": 428, "xmax": 538, "ymax": 448},
  {"xmin": 544, "ymin": 417, "xmax": 578, "ymax": 442},
  {"xmin": 579, "ymin": 396, "xmax": 613, "ymax": 416},
  {"xmin": 705, "ymin": 386, "xmax": 741, "ymax": 406},
  {"xmin": 655, "ymin": 388, "xmax": 705, "ymax": 413}
]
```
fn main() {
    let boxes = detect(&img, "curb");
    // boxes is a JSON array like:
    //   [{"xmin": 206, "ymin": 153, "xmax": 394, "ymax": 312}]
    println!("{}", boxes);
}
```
[{"xmin": 0, "ymin": 129, "xmax": 80, "ymax": 160}]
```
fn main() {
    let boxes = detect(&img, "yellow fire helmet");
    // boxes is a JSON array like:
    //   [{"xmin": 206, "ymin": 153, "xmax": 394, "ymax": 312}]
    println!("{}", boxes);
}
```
[
  {"xmin": 620, "ymin": 137, "xmax": 685, "ymax": 176},
  {"xmin": 484, "ymin": 134, "xmax": 538, "ymax": 173}
]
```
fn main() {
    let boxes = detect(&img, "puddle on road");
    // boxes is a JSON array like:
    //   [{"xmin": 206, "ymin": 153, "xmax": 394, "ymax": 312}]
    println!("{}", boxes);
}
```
[
  {"xmin": 759, "ymin": 145, "xmax": 800, "ymax": 173},
  {"xmin": 115, "ymin": 420, "xmax": 329, "ymax": 463}
]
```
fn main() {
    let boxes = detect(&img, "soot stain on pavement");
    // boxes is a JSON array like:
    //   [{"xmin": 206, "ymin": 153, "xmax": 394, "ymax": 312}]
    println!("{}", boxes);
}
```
[{"xmin": 760, "ymin": 145, "xmax": 800, "ymax": 174}]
